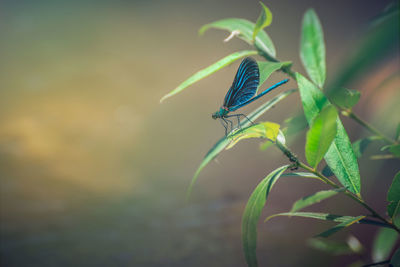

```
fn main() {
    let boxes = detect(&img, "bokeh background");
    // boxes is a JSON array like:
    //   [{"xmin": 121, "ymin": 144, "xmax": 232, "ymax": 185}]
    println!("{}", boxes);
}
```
[{"xmin": 0, "ymin": 0, "xmax": 399, "ymax": 266}]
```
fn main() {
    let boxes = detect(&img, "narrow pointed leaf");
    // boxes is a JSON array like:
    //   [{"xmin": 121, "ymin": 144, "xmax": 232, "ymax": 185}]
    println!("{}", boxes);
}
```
[
  {"xmin": 226, "ymin": 122, "xmax": 280, "ymax": 149},
  {"xmin": 242, "ymin": 165, "xmax": 289, "ymax": 267},
  {"xmin": 199, "ymin": 18, "xmax": 276, "ymax": 58},
  {"xmin": 300, "ymin": 9, "xmax": 326, "ymax": 87},
  {"xmin": 252, "ymin": 2, "xmax": 273, "ymax": 42},
  {"xmin": 387, "ymin": 171, "xmax": 400, "ymax": 219},
  {"xmin": 352, "ymin": 136, "xmax": 382, "ymax": 158},
  {"xmin": 187, "ymin": 89, "xmax": 296, "ymax": 198},
  {"xmin": 257, "ymin": 61, "xmax": 291, "ymax": 93},
  {"xmin": 305, "ymin": 105, "xmax": 338, "ymax": 168},
  {"xmin": 316, "ymin": 216, "xmax": 366, "ymax": 237},
  {"xmin": 372, "ymin": 227, "xmax": 398, "ymax": 262},
  {"xmin": 290, "ymin": 188, "xmax": 344, "ymax": 212},
  {"xmin": 160, "ymin": 50, "xmax": 257, "ymax": 102},
  {"xmin": 281, "ymin": 172, "xmax": 320, "ymax": 180},
  {"xmin": 265, "ymin": 212, "xmax": 359, "ymax": 223},
  {"xmin": 296, "ymin": 73, "xmax": 361, "ymax": 195}
]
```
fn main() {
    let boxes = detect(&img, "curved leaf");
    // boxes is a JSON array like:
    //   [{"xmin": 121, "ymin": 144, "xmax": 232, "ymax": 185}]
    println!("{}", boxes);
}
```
[
  {"xmin": 187, "ymin": 89, "xmax": 296, "ymax": 198},
  {"xmin": 305, "ymin": 105, "xmax": 338, "ymax": 168},
  {"xmin": 300, "ymin": 9, "xmax": 326, "ymax": 87},
  {"xmin": 330, "ymin": 87, "xmax": 361, "ymax": 109},
  {"xmin": 296, "ymin": 72, "xmax": 361, "ymax": 195},
  {"xmin": 265, "ymin": 212, "xmax": 358, "ymax": 223},
  {"xmin": 290, "ymin": 188, "xmax": 344, "ymax": 212},
  {"xmin": 242, "ymin": 165, "xmax": 289, "ymax": 267},
  {"xmin": 308, "ymin": 237, "xmax": 363, "ymax": 255},
  {"xmin": 200, "ymin": 18, "xmax": 276, "ymax": 58},
  {"xmin": 252, "ymin": 2, "xmax": 273, "ymax": 41},
  {"xmin": 372, "ymin": 227, "xmax": 398, "ymax": 262},
  {"xmin": 160, "ymin": 50, "xmax": 257, "ymax": 102}
]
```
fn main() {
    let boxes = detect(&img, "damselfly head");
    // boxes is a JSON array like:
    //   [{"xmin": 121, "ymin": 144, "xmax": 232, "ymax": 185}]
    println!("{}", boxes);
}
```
[{"xmin": 211, "ymin": 112, "xmax": 218, "ymax": 119}]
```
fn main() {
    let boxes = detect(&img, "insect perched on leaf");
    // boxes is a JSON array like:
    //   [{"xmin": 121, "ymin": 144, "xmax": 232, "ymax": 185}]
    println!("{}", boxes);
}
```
[{"xmin": 212, "ymin": 57, "xmax": 289, "ymax": 135}]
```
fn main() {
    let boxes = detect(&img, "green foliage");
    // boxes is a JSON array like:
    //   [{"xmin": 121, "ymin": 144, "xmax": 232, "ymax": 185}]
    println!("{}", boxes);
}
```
[
  {"xmin": 290, "ymin": 188, "xmax": 344, "ymax": 212},
  {"xmin": 387, "ymin": 171, "xmax": 400, "ymax": 219},
  {"xmin": 166, "ymin": 3, "xmax": 400, "ymax": 266},
  {"xmin": 242, "ymin": 165, "xmax": 289, "ymax": 267},
  {"xmin": 300, "ymin": 9, "xmax": 326, "ymax": 88},
  {"xmin": 296, "ymin": 73, "xmax": 361, "ymax": 195},
  {"xmin": 372, "ymin": 227, "xmax": 398, "ymax": 262},
  {"xmin": 252, "ymin": 2, "xmax": 273, "ymax": 42},
  {"xmin": 160, "ymin": 50, "xmax": 257, "ymax": 102},
  {"xmin": 199, "ymin": 18, "xmax": 276, "ymax": 58},
  {"xmin": 305, "ymin": 105, "xmax": 338, "ymax": 168}
]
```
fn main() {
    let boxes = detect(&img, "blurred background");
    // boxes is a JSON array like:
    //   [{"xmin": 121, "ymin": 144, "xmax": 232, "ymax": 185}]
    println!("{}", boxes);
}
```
[{"xmin": 0, "ymin": 0, "xmax": 399, "ymax": 266}]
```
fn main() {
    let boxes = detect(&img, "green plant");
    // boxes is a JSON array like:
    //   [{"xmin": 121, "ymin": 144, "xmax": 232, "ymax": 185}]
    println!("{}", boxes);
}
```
[{"xmin": 161, "ymin": 2, "xmax": 400, "ymax": 266}]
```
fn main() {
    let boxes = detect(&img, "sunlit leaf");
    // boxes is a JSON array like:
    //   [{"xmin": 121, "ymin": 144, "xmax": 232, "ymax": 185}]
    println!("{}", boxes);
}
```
[
  {"xmin": 316, "ymin": 216, "xmax": 366, "ymax": 238},
  {"xmin": 300, "ymin": 9, "xmax": 326, "ymax": 88},
  {"xmin": 296, "ymin": 72, "xmax": 361, "ymax": 195},
  {"xmin": 372, "ymin": 227, "xmax": 398, "ymax": 262},
  {"xmin": 290, "ymin": 188, "xmax": 344, "ymax": 212},
  {"xmin": 199, "ymin": 18, "xmax": 276, "ymax": 58},
  {"xmin": 330, "ymin": 88, "xmax": 361, "ymax": 109},
  {"xmin": 242, "ymin": 165, "xmax": 289, "ymax": 267},
  {"xmin": 387, "ymin": 171, "xmax": 400, "ymax": 219},
  {"xmin": 252, "ymin": 2, "xmax": 273, "ymax": 42},
  {"xmin": 187, "ymin": 89, "xmax": 296, "ymax": 198},
  {"xmin": 281, "ymin": 172, "xmax": 320, "ymax": 180},
  {"xmin": 160, "ymin": 50, "xmax": 257, "ymax": 102},
  {"xmin": 227, "ymin": 122, "xmax": 280, "ymax": 149},
  {"xmin": 305, "ymin": 105, "xmax": 338, "ymax": 168}
]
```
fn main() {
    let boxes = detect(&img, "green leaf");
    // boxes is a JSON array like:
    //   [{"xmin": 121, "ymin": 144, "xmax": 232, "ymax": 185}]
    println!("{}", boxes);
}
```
[
  {"xmin": 330, "ymin": 88, "xmax": 361, "ymax": 109},
  {"xmin": 290, "ymin": 188, "xmax": 344, "ymax": 212},
  {"xmin": 296, "ymin": 73, "xmax": 361, "ymax": 195},
  {"xmin": 265, "ymin": 211, "xmax": 361, "ymax": 223},
  {"xmin": 395, "ymin": 123, "xmax": 400, "ymax": 141},
  {"xmin": 187, "ymin": 89, "xmax": 296, "ymax": 198},
  {"xmin": 352, "ymin": 136, "xmax": 382, "ymax": 158},
  {"xmin": 226, "ymin": 122, "xmax": 280, "ymax": 149},
  {"xmin": 305, "ymin": 105, "xmax": 338, "ymax": 168},
  {"xmin": 281, "ymin": 172, "xmax": 320, "ymax": 180},
  {"xmin": 260, "ymin": 129, "xmax": 285, "ymax": 151},
  {"xmin": 387, "ymin": 171, "xmax": 400, "ymax": 219},
  {"xmin": 327, "ymin": 6, "xmax": 399, "ymax": 97},
  {"xmin": 257, "ymin": 61, "xmax": 291, "ymax": 93},
  {"xmin": 284, "ymin": 113, "xmax": 308, "ymax": 136},
  {"xmin": 300, "ymin": 9, "xmax": 326, "ymax": 88},
  {"xmin": 372, "ymin": 227, "xmax": 398, "ymax": 262},
  {"xmin": 389, "ymin": 144, "xmax": 400, "ymax": 158},
  {"xmin": 391, "ymin": 248, "xmax": 400, "ymax": 267},
  {"xmin": 199, "ymin": 18, "xmax": 276, "ymax": 58},
  {"xmin": 252, "ymin": 2, "xmax": 273, "ymax": 42},
  {"xmin": 242, "ymin": 165, "xmax": 289, "ymax": 267},
  {"xmin": 308, "ymin": 237, "xmax": 362, "ymax": 255},
  {"xmin": 160, "ymin": 50, "xmax": 257, "ymax": 102},
  {"xmin": 316, "ymin": 216, "xmax": 366, "ymax": 238}
]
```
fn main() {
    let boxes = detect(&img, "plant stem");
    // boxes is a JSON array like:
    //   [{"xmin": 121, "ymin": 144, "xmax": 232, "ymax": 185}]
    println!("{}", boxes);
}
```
[
  {"xmin": 346, "ymin": 111, "xmax": 397, "ymax": 144},
  {"xmin": 274, "ymin": 141, "xmax": 400, "ymax": 234}
]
